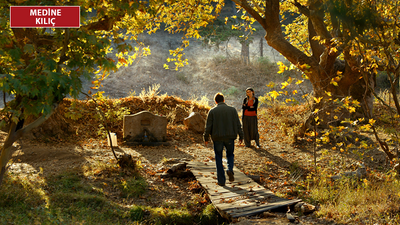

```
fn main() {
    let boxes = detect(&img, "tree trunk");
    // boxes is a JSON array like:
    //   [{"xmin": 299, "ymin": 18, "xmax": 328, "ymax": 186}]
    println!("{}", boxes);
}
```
[
  {"xmin": 241, "ymin": 40, "xmax": 250, "ymax": 65},
  {"xmin": 0, "ymin": 104, "xmax": 57, "ymax": 185},
  {"xmin": 231, "ymin": 0, "xmax": 375, "ymax": 133},
  {"xmin": 304, "ymin": 71, "xmax": 375, "ymax": 130}
]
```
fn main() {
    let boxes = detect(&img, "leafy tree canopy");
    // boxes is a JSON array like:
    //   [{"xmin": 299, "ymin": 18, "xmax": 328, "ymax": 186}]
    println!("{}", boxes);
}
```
[
  {"xmin": 0, "ymin": 0, "xmax": 223, "ymax": 184},
  {"xmin": 0, "ymin": 0, "xmax": 223, "ymax": 121}
]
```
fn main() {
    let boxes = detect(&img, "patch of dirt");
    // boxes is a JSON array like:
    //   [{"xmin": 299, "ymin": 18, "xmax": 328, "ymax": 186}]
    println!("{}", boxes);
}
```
[
  {"xmin": 5, "ymin": 102, "xmax": 389, "ymax": 225},
  {"xmin": 2, "ymin": 109, "xmax": 374, "ymax": 225}
]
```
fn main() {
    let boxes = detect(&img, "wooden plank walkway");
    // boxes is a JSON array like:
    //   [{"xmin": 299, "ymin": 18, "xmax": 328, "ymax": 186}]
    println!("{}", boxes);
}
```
[{"xmin": 187, "ymin": 161, "xmax": 301, "ymax": 220}]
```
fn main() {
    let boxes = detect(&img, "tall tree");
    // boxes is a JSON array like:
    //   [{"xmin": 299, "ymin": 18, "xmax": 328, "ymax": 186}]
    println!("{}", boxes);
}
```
[
  {"xmin": 231, "ymin": 0, "xmax": 399, "ymax": 130},
  {"xmin": 0, "ymin": 0, "xmax": 223, "ymax": 185}
]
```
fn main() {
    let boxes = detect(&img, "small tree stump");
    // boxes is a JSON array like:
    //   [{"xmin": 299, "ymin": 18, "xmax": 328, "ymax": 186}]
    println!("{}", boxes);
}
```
[{"xmin": 118, "ymin": 153, "xmax": 136, "ymax": 169}]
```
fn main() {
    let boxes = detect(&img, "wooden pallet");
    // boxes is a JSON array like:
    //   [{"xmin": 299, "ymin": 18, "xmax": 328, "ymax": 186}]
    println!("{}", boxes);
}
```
[{"xmin": 187, "ymin": 161, "xmax": 301, "ymax": 220}]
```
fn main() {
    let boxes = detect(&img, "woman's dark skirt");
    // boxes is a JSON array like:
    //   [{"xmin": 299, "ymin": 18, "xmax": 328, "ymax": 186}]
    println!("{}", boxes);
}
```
[{"xmin": 243, "ymin": 115, "xmax": 260, "ymax": 147}]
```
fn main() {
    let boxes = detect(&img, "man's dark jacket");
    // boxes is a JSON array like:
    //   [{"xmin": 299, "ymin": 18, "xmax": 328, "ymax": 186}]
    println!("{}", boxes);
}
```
[{"xmin": 203, "ymin": 102, "xmax": 244, "ymax": 142}]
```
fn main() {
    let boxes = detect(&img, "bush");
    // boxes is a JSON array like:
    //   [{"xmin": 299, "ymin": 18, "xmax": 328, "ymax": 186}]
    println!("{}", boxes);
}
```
[
  {"xmin": 222, "ymin": 86, "xmax": 240, "ymax": 96},
  {"xmin": 256, "ymin": 56, "xmax": 275, "ymax": 73}
]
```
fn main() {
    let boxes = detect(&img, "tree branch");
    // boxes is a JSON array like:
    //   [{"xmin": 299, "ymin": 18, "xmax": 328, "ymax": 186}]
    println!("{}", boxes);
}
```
[
  {"xmin": 308, "ymin": 18, "xmax": 324, "ymax": 62},
  {"xmin": 58, "ymin": 28, "xmax": 70, "ymax": 65},
  {"xmin": 82, "ymin": 15, "xmax": 123, "ymax": 31},
  {"xmin": 261, "ymin": 0, "xmax": 318, "ymax": 79},
  {"xmin": 308, "ymin": 0, "xmax": 332, "ymax": 40},
  {"xmin": 249, "ymin": 0, "xmax": 265, "ymax": 17},
  {"xmin": 231, "ymin": 0, "xmax": 266, "ymax": 30},
  {"xmin": 80, "ymin": 91, "xmax": 120, "ymax": 165},
  {"xmin": 293, "ymin": 0, "xmax": 310, "ymax": 17}
]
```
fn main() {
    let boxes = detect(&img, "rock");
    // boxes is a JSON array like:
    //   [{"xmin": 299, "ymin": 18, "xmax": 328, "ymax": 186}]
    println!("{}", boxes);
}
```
[
  {"xmin": 123, "ymin": 111, "xmax": 167, "ymax": 143},
  {"xmin": 167, "ymin": 162, "xmax": 187, "ymax": 174},
  {"xmin": 184, "ymin": 112, "xmax": 205, "ymax": 133},
  {"xmin": 294, "ymin": 202, "xmax": 316, "ymax": 214},
  {"xmin": 286, "ymin": 212, "xmax": 296, "ymax": 223},
  {"xmin": 247, "ymin": 175, "xmax": 261, "ymax": 183},
  {"xmin": 330, "ymin": 164, "xmax": 367, "ymax": 181}
]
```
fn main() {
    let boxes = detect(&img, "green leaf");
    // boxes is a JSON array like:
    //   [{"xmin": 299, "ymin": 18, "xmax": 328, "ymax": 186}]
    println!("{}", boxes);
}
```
[
  {"xmin": 9, "ymin": 48, "xmax": 21, "ymax": 61},
  {"xmin": 44, "ymin": 59, "xmax": 57, "ymax": 71},
  {"xmin": 23, "ymin": 44, "xmax": 35, "ymax": 54}
]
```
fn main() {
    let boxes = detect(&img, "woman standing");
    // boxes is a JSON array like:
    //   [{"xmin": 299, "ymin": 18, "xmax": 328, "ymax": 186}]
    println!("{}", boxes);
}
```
[{"xmin": 242, "ymin": 87, "xmax": 260, "ymax": 148}]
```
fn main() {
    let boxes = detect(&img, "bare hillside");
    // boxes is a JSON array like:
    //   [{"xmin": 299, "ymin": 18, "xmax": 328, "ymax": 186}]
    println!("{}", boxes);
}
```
[{"xmin": 92, "ymin": 30, "xmax": 288, "ymax": 109}]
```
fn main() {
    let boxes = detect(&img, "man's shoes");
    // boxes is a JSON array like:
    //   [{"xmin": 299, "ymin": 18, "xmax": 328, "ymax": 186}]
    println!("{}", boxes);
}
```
[
  {"xmin": 227, "ymin": 170, "xmax": 234, "ymax": 182},
  {"xmin": 217, "ymin": 182, "xmax": 225, "ymax": 186}
]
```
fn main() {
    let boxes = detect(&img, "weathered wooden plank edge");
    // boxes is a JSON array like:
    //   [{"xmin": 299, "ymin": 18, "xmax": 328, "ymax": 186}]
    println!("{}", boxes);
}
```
[
  {"xmin": 212, "ymin": 198, "xmax": 290, "ymax": 211},
  {"xmin": 210, "ymin": 192, "xmax": 285, "ymax": 205},
  {"xmin": 201, "ymin": 184, "xmax": 265, "ymax": 193},
  {"xmin": 215, "ymin": 196, "xmax": 298, "ymax": 210},
  {"xmin": 207, "ymin": 188, "xmax": 274, "ymax": 198},
  {"xmin": 191, "ymin": 175, "xmax": 254, "ymax": 184},
  {"xmin": 189, "ymin": 172, "xmax": 253, "ymax": 182},
  {"xmin": 223, "ymin": 199, "xmax": 302, "ymax": 218}
]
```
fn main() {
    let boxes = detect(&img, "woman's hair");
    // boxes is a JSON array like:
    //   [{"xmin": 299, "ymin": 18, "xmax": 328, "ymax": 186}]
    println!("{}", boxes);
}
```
[
  {"xmin": 246, "ymin": 87, "xmax": 254, "ymax": 92},
  {"xmin": 214, "ymin": 92, "xmax": 224, "ymax": 103},
  {"xmin": 246, "ymin": 87, "xmax": 255, "ymax": 97}
]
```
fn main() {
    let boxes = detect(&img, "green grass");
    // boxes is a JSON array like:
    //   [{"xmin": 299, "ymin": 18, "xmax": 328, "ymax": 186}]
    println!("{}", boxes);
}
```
[
  {"xmin": 118, "ymin": 177, "xmax": 148, "ymax": 198},
  {"xmin": 0, "ymin": 164, "xmax": 224, "ymax": 225},
  {"xmin": 310, "ymin": 173, "xmax": 400, "ymax": 223}
]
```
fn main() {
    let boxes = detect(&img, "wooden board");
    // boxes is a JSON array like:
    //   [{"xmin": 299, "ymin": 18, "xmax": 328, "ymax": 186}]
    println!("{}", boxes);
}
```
[{"xmin": 187, "ymin": 161, "xmax": 301, "ymax": 220}]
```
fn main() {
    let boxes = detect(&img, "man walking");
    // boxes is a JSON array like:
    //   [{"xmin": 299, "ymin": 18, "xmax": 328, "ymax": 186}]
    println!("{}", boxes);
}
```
[{"xmin": 204, "ymin": 93, "xmax": 244, "ymax": 186}]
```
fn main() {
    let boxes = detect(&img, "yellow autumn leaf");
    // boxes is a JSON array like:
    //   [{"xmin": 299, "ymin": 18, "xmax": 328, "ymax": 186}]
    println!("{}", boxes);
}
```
[
  {"xmin": 277, "ymin": 61, "xmax": 287, "ymax": 74},
  {"xmin": 281, "ymin": 81, "xmax": 289, "ymax": 89},
  {"xmin": 267, "ymin": 81, "xmax": 275, "ymax": 88},
  {"xmin": 314, "ymin": 97, "xmax": 323, "ymax": 103},
  {"xmin": 269, "ymin": 91, "xmax": 279, "ymax": 99},
  {"xmin": 329, "ymin": 47, "xmax": 338, "ymax": 54},
  {"xmin": 312, "ymin": 36, "xmax": 321, "ymax": 41},
  {"xmin": 369, "ymin": 119, "xmax": 376, "ymax": 125}
]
